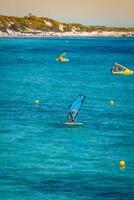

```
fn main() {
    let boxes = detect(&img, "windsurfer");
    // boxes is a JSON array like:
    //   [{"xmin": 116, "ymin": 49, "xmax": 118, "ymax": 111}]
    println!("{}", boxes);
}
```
[{"xmin": 66, "ymin": 95, "xmax": 86, "ymax": 125}]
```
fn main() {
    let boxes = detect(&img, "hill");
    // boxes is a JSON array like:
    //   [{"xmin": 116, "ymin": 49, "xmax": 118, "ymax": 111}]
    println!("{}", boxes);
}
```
[{"xmin": 0, "ymin": 14, "xmax": 134, "ymax": 37}]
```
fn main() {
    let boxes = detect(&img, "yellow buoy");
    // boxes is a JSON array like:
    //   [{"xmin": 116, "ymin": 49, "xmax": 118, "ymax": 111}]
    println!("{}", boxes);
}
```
[
  {"xmin": 109, "ymin": 100, "xmax": 115, "ymax": 105},
  {"xmin": 120, "ymin": 160, "xmax": 125, "ymax": 168},
  {"xmin": 35, "ymin": 99, "xmax": 40, "ymax": 104}
]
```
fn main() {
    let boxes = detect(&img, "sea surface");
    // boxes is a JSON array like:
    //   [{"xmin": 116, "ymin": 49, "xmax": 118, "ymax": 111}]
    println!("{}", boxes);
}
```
[{"xmin": 0, "ymin": 37, "xmax": 134, "ymax": 200}]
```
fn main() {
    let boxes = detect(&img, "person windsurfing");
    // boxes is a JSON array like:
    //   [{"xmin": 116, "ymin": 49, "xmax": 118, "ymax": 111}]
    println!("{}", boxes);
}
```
[
  {"xmin": 65, "ymin": 95, "xmax": 86, "ymax": 125},
  {"xmin": 56, "ymin": 53, "xmax": 69, "ymax": 62}
]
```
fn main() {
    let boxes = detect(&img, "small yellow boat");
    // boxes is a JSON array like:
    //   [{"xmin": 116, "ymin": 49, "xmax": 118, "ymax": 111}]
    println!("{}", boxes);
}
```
[{"xmin": 111, "ymin": 63, "xmax": 134, "ymax": 75}]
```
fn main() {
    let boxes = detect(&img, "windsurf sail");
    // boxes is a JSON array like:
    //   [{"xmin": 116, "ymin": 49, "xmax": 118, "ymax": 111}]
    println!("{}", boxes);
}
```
[
  {"xmin": 59, "ymin": 52, "xmax": 66, "ymax": 58},
  {"xmin": 56, "ymin": 52, "xmax": 69, "ymax": 62},
  {"xmin": 67, "ymin": 95, "xmax": 86, "ymax": 123},
  {"xmin": 56, "ymin": 52, "xmax": 66, "ymax": 60}
]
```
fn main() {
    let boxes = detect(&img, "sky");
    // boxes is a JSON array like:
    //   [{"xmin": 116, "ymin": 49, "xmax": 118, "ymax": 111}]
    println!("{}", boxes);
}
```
[{"xmin": 0, "ymin": 0, "xmax": 134, "ymax": 27}]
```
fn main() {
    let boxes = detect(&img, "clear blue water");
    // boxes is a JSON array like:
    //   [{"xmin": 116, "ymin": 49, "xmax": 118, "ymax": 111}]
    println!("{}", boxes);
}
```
[{"xmin": 0, "ymin": 37, "xmax": 134, "ymax": 200}]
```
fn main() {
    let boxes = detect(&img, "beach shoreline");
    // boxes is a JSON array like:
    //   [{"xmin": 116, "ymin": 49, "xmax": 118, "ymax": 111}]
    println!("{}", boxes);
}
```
[{"xmin": 0, "ymin": 30, "xmax": 134, "ymax": 38}]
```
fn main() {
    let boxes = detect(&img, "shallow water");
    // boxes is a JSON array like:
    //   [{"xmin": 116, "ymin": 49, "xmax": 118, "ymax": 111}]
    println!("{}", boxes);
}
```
[{"xmin": 0, "ymin": 37, "xmax": 134, "ymax": 200}]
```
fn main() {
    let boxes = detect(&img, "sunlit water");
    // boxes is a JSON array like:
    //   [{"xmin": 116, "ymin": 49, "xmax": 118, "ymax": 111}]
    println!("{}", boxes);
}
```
[{"xmin": 0, "ymin": 37, "xmax": 134, "ymax": 200}]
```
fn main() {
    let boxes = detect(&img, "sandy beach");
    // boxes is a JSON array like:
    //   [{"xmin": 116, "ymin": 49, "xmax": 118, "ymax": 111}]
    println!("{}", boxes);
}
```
[{"xmin": 0, "ymin": 30, "xmax": 134, "ymax": 38}]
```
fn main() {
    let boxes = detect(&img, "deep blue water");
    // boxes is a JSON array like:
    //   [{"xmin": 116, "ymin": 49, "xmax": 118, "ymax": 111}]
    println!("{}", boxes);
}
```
[{"xmin": 0, "ymin": 37, "xmax": 134, "ymax": 200}]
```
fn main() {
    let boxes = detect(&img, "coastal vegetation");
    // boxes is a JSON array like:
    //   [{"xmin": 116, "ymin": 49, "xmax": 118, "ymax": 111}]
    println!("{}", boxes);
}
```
[{"xmin": 0, "ymin": 14, "xmax": 134, "ymax": 34}]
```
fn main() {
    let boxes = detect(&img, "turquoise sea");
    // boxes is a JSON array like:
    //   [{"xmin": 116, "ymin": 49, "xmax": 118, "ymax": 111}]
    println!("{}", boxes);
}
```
[{"xmin": 0, "ymin": 37, "xmax": 134, "ymax": 200}]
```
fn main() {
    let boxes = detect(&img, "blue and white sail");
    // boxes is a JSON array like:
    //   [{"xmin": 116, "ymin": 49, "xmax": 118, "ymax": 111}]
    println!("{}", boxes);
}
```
[{"xmin": 67, "ymin": 95, "xmax": 86, "ymax": 123}]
